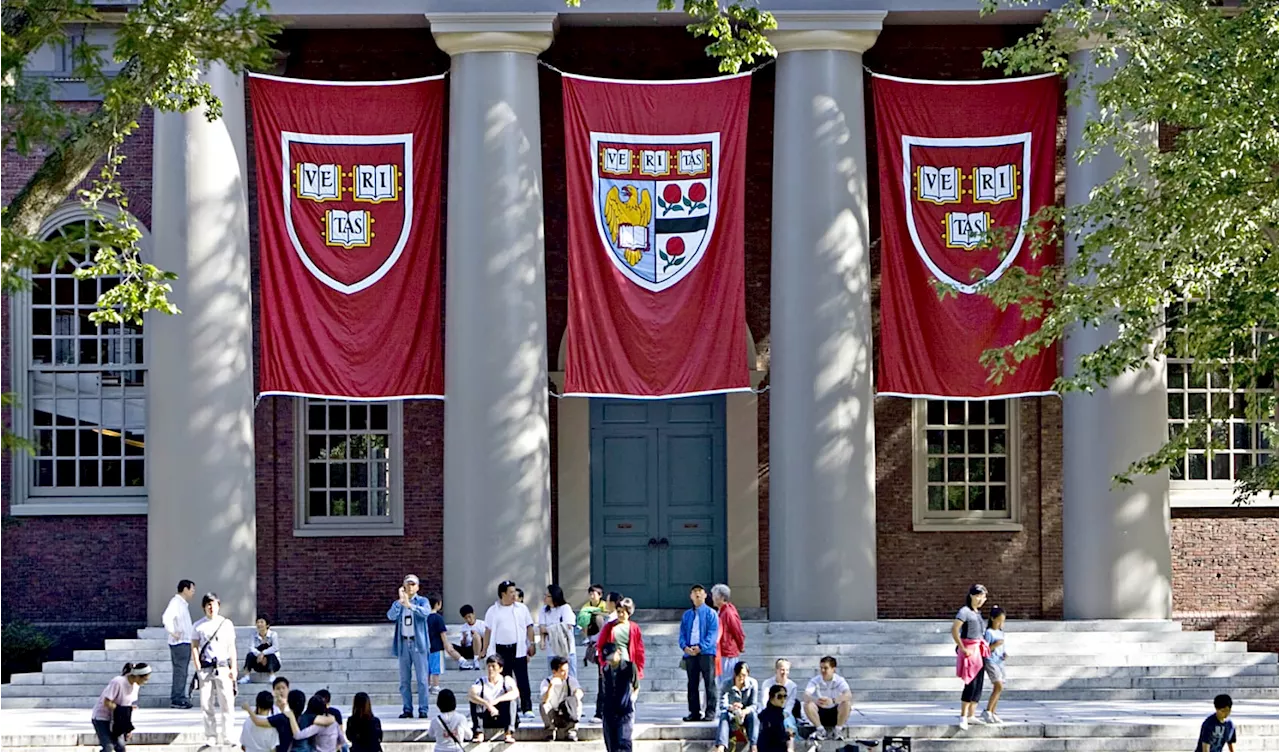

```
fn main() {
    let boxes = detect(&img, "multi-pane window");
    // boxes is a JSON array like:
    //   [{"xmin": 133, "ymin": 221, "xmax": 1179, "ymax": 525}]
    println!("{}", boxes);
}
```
[
  {"xmin": 295, "ymin": 399, "xmax": 403, "ymax": 535},
  {"xmin": 914, "ymin": 399, "xmax": 1019, "ymax": 528},
  {"xmin": 1166, "ymin": 302, "xmax": 1275, "ymax": 488},
  {"xmin": 22, "ymin": 218, "xmax": 146, "ymax": 500},
  {"xmin": 1166, "ymin": 362, "xmax": 1274, "ymax": 484}
]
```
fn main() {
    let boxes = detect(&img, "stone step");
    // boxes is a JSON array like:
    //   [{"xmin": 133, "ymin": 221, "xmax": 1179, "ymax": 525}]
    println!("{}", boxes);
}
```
[{"xmin": 20, "ymin": 661, "xmax": 1275, "ymax": 685}]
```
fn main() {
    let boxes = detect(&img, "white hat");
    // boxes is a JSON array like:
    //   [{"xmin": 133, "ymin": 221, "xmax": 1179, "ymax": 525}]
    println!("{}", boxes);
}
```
[{"xmin": 404, "ymin": 574, "xmax": 420, "ymax": 585}]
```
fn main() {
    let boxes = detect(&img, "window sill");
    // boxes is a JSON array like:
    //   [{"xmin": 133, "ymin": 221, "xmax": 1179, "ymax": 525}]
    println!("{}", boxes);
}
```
[
  {"xmin": 293, "ymin": 525, "xmax": 405, "ymax": 538},
  {"xmin": 912, "ymin": 519, "xmax": 1023, "ymax": 533},
  {"xmin": 9, "ymin": 500, "xmax": 148, "ymax": 516},
  {"xmin": 1170, "ymin": 487, "xmax": 1278, "ymax": 509}
]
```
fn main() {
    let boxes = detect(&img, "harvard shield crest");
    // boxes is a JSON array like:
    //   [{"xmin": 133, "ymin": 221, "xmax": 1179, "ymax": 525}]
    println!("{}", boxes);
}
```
[
  {"xmin": 902, "ymin": 133, "xmax": 1032, "ymax": 294},
  {"xmin": 282, "ymin": 131, "xmax": 414, "ymax": 294},
  {"xmin": 590, "ymin": 131, "xmax": 719, "ymax": 292}
]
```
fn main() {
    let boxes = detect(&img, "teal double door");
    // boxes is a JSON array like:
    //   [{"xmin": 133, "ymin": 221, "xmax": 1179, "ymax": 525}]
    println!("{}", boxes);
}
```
[{"xmin": 589, "ymin": 396, "xmax": 727, "ymax": 609}]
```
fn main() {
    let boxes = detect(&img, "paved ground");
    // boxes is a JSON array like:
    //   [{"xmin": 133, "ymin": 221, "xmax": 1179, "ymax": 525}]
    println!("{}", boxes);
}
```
[{"xmin": 3, "ymin": 699, "xmax": 1278, "ymax": 742}]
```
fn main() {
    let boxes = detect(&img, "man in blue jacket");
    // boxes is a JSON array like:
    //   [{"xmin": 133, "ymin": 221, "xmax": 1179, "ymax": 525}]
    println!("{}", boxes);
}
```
[
  {"xmin": 679, "ymin": 583, "xmax": 720, "ymax": 722},
  {"xmin": 387, "ymin": 573, "xmax": 432, "ymax": 719}
]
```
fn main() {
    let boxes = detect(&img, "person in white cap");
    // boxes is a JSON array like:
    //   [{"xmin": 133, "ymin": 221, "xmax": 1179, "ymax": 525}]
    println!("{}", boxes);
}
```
[{"xmin": 387, "ymin": 574, "xmax": 432, "ymax": 719}]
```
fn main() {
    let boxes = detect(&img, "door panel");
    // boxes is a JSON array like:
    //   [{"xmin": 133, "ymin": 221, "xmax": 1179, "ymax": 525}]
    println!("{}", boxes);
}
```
[{"xmin": 591, "ymin": 396, "xmax": 726, "ymax": 609}]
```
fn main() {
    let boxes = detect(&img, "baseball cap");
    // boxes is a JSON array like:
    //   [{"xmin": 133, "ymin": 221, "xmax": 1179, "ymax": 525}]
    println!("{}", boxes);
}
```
[{"xmin": 404, "ymin": 574, "xmax": 420, "ymax": 585}]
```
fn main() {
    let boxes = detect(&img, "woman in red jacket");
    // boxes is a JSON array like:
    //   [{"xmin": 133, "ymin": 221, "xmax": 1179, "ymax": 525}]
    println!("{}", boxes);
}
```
[
  {"xmin": 597, "ymin": 597, "xmax": 645, "ymax": 686},
  {"xmin": 712, "ymin": 583, "xmax": 746, "ymax": 677}
]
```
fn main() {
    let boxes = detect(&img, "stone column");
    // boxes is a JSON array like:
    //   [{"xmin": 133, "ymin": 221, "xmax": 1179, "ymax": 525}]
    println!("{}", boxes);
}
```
[
  {"xmin": 767, "ymin": 12, "xmax": 884, "ymax": 621},
  {"xmin": 147, "ymin": 63, "xmax": 256, "ymax": 624},
  {"xmin": 1062, "ymin": 47, "xmax": 1172, "ymax": 619},
  {"xmin": 430, "ymin": 13, "xmax": 555, "ymax": 611}
]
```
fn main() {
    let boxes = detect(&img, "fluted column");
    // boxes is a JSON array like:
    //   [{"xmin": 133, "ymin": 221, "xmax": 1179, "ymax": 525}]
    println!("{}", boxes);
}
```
[
  {"xmin": 1062, "ymin": 47, "xmax": 1172, "ymax": 619},
  {"xmin": 767, "ymin": 12, "xmax": 884, "ymax": 621},
  {"xmin": 148, "ymin": 63, "xmax": 256, "ymax": 624},
  {"xmin": 429, "ymin": 13, "xmax": 555, "ymax": 610}
]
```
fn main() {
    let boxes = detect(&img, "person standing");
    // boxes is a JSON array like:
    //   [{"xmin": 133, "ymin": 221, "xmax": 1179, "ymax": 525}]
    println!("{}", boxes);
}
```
[
  {"xmin": 599, "ymin": 643, "xmax": 637, "ymax": 752},
  {"xmin": 91, "ymin": 663, "xmax": 151, "ymax": 752},
  {"xmin": 539, "ymin": 585, "xmax": 578, "ymax": 680},
  {"xmin": 345, "ymin": 692, "xmax": 383, "ymax": 752},
  {"xmin": 592, "ymin": 591, "xmax": 623, "ymax": 720},
  {"xmin": 596, "ymin": 598, "xmax": 645, "ymax": 689},
  {"xmin": 430, "ymin": 689, "xmax": 472, "ymax": 752},
  {"xmin": 951, "ymin": 584, "xmax": 990, "ymax": 730},
  {"xmin": 191, "ymin": 593, "xmax": 237, "ymax": 748},
  {"xmin": 982, "ymin": 605, "xmax": 1007, "ymax": 724},
  {"xmin": 711, "ymin": 584, "xmax": 746, "ymax": 678},
  {"xmin": 386, "ymin": 574, "xmax": 432, "ymax": 719},
  {"xmin": 483, "ymin": 580, "xmax": 537, "ymax": 719},
  {"xmin": 426, "ymin": 594, "xmax": 464, "ymax": 694},
  {"xmin": 680, "ymin": 584, "xmax": 720, "ymax": 722},
  {"xmin": 162, "ymin": 579, "xmax": 195, "ymax": 709}
]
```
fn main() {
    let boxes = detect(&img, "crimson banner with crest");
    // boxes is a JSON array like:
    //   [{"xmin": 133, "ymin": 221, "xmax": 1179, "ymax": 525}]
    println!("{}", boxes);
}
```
[
  {"xmin": 562, "ymin": 73, "xmax": 750, "ymax": 397},
  {"xmin": 249, "ymin": 73, "xmax": 444, "ymax": 399},
  {"xmin": 873, "ymin": 73, "xmax": 1059, "ymax": 399}
]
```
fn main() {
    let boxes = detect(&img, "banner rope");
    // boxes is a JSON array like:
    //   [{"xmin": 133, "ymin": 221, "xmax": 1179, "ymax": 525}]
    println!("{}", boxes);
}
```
[
  {"xmin": 537, "ymin": 57, "xmax": 775, "ymax": 79},
  {"xmin": 546, "ymin": 382, "xmax": 769, "ymax": 398}
]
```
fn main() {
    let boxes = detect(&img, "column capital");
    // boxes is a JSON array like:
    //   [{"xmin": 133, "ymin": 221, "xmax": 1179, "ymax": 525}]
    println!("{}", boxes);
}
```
[
  {"xmin": 428, "ymin": 12, "xmax": 556, "ymax": 56},
  {"xmin": 768, "ymin": 11, "xmax": 885, "ymax": 55}
]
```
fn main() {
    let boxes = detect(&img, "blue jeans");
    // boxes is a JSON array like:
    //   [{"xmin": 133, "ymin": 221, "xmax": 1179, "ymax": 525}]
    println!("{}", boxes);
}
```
[
  {"xmin": 397, "ymin": 641, "xmax": 429, "ymax": 713},
  {"xmin": 93, "ymin": 719, "xmax": 125, "ymax": 752},
  {"xmin": 716, "ymin": 709, "xmax": 758, "ymax": 749}
]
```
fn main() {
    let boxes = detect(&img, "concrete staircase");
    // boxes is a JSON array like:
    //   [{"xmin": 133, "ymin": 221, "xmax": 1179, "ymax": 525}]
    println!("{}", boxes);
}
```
[{"xmin": 3, "ymin": 620, "xmax": 1276, "ymax": 709}]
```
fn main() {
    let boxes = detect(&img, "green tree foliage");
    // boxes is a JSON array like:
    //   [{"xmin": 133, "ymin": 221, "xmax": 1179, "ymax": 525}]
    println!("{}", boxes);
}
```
[
  {"xmin": 564, "ymin": 0, "xmax": 776, "ymax": 73},
  {"xmin": 975, "ymin": 0, "xmax": 1277, "ymax": 500},
  {"xmin": 2, "ymin": 0, "xmax": 278, "ymax": 325}
]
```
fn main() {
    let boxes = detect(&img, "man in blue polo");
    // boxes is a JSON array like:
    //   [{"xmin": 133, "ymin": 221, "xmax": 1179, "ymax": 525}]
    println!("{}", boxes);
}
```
[
  {"xmin": 387, "ymin": 574, "xmax": 432, "ymax": 718},
  {"xmin": 680, "ymin": 583, "xmax": 720, "ymax": 722}
]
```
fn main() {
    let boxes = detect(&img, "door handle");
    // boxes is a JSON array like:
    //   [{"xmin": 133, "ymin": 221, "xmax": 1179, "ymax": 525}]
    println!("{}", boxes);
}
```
[
  {"xmin": 648, "ymin": 537, "xmax": 659, "ymax": 548},
  {"xmin": 658, "ymin": 537, "xmax": 670, "ymax": 548}
]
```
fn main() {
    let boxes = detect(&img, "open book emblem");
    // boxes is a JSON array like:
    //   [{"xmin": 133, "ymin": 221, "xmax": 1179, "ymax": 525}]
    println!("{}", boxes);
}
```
[
  {"xmin": 590, "ymin": 131, "xmax": 720, "ymax": 292},
  {"xmin": 902, "ymin": 133, "xmax": 1031, "ymax": 294},
  {"xmin": 282, "ymin": 131, "xmax": 413, "ymax": 294}
]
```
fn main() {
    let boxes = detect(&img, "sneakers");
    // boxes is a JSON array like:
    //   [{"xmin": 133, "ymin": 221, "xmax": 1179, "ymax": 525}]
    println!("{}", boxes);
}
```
[
  {"xmin": 520, "ymin": 710, "xmax": 535, "ymax": 721},
  {"xmin": 982, "ymin": 710, "xmax": 1000, "ymax": 724},
  {"xmin": 810, "ymin": 728, "xmax": 828, "ymax": 741},
  {"xmin": 567, "ymin": 729, "xmax": 579, "ymax": 742},
  {"xmin": 237, "ymin": 675, "xmax": 251, "ymax": 685},
  {"xmin": 958, "ymin": 715, "xmax": 969, "ymax": 730},
  {"xmin": 547, "ymin": 730, "xmax": 558, "ymax": 742},
  {"xmin": 429, "ymin": 685, "xmax": 441, "ymax": 695},
  {"xmin": 969, "ymin": 713, "xmax": 986, "ymax": 725},
  {"xmin": 832, "ymin": 727, "xmax": 847, "ymax": 741}
]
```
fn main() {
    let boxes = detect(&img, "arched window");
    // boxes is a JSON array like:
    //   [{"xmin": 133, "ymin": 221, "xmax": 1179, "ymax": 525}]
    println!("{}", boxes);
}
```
[{"xmin": 9, "ymin": 206, "xmax": 148, "ymax": 514}]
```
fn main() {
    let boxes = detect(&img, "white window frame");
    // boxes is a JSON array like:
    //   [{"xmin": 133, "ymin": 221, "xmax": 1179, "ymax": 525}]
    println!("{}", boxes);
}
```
[
  {"xmin": 1165, "ymin": 304, "xmax": 1277, "ymax": 508},
  {"xmin": 912, "ymin": 398, "xmax": 1023, "ymax": 532},
  {"xmin": 8, "ymin": 203, "xmax": 148, "ymax": 516},
  {"xmin": 293, "ymin": 398, "xmax": 405, "ymax": 537}
]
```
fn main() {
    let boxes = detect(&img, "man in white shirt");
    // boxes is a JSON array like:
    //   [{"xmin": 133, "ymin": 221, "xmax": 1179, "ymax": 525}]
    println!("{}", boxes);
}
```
[
  {"xmin": 161, "ymin": 579, "xmax": 195, "ymax": 709},
  {"xmin": 539, "ymin": 656, "xmax": 583, "ymax": 741},
  {"xmin": 803, "ymin": 655, "xmax": 852, "ymax": 741},
  {"xmin": 764, "ymin": 658, "xmax": 799, "ymax": 720},
  {"xmin": 483, "ymin": 580, "xmax": 536, "ymax": 720},
  {"xmin": 191, "ymin": 593, "xmax": 237, "ymax": 747}
]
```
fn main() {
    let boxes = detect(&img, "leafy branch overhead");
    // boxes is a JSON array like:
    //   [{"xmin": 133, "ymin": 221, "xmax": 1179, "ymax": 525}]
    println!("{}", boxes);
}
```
[
  {"xmin": 1, "ymin": 0, "xmax": 280, "ymax": 324},
  {"xmin": 564, "ymin": 0, "xmax": 777, "ymax": 73},
  {"xmin": 973, "ymin": 0, "xmax": 1278, "ymax": 500}
]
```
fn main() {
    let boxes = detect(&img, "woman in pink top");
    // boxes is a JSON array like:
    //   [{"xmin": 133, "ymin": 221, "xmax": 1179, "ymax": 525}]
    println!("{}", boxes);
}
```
[
  {"xmin": 91, "ymin": 663, "xmax": 152, "ymax": 752},
  {"xmin": 951, "ymin": 584, "xmax": 990, "ymax": 730}
]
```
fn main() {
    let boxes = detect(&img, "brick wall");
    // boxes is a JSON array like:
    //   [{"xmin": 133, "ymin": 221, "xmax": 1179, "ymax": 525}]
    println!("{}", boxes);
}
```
[
  {"xmin": 1172, "ymin": 507, "xmax": 1279, "ymax": 652},
  {"xmin": 2, "ymin": 106, "xmax": 154, "ymax": 643}
]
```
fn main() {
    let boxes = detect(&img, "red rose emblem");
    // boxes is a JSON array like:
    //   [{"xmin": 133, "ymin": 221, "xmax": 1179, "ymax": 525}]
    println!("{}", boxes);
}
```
[
  {"xmin": 666, "ymin": 237, "xmax": 686, "ymax": 257},
  {"xmin": 688, "ymin": 182, "xmax": 707, "ymax": 203},
  {"xmin": 662, "ymin": 184, "xmax": 682, "ymax": 204}
]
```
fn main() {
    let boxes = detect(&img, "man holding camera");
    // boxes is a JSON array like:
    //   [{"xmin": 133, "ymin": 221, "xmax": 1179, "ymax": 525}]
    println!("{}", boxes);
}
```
[{"xmin": 387, "ymin": 574, "xmax": 432, "ymax": 719}]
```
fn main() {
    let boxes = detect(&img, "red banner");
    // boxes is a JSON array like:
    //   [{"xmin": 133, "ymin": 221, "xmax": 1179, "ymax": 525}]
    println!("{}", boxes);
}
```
[
  {"xmin": 874, "ymin": 73, "xmax": 1059, "ymax": 399},
  {"xmin": 249, "ymin": 73, "xmax": 444, "ymax": 399},
  {"xmin": 562, "ymin": 74, "xmax": 750, "ymax": 397}
]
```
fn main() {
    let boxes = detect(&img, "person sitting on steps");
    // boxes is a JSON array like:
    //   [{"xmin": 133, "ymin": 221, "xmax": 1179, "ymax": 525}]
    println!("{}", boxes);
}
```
[{"xmin": 802, "ymin": 656, "xmax": 852, "ymax": 741}]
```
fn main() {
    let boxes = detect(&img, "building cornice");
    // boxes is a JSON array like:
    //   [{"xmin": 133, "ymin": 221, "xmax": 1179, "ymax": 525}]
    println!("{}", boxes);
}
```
[
  {"xmin": 427, "ymin": 12, "xmax": 557, "ymax": 56},
  {"xmin": 768, "ymin": 11, "xmax": 886, "ymax": 55}
]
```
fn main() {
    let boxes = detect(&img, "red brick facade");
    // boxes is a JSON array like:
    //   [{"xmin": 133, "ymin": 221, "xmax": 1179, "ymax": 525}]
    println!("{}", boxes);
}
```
[{"xmin": 2, "ymin": 26, "xmax": 1275, "ymax": 652}]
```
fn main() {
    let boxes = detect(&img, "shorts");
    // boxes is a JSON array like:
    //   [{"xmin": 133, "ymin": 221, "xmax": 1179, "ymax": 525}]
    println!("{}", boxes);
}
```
[
  {"xmin": 983, "ymin": 659, "xmax": 1006, "ymax": 685},
  {"xmin": 817, "ymin": 706, "xmax": 838, "ymax": 728},
  {"xmin": 429, "ymin": 651, "xmax": 445, "ymax": 675}
]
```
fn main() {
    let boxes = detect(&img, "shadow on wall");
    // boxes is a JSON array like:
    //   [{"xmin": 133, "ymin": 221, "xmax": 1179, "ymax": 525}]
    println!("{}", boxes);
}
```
[{"xmin": 1182, "ymin": 595, "xmax": 1280, "ymax": 653}]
